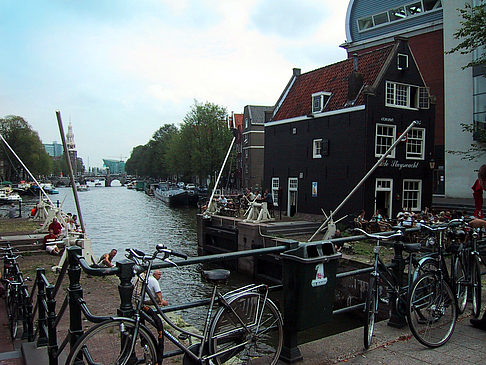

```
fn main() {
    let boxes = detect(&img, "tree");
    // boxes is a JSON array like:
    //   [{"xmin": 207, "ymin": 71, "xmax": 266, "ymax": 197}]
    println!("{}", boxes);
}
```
[
  {"xmin": 182, "ymin": 101, "xmax": 232, "ymax": 185},
  {"xmin": 0, "ymin": 115, "xmax": 52, "ymax": 180},
  {"xmin": 446, "ymin": 2, "xmax": 486, "ymax": 161}
]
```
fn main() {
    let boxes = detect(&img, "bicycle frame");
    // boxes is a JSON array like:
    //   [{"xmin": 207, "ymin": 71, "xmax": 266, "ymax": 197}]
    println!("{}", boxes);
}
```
[
  {"xmin": 141, "ymin": 270, "xmax": 271, "ymax": 363},
  {"xmin": 371, "ymin": 241, "xmax": 416, "ymax": 312}
]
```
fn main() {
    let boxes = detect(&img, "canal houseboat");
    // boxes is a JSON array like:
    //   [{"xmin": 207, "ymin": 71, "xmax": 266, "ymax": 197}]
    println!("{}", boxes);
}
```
[{"xmin": 154, "ymin": 182, "xmax": 199, "ymax": 207}]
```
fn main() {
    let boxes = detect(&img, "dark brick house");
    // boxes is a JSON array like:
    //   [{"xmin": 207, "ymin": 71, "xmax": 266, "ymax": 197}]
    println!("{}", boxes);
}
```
[{"xmin": 264, "ymin": 38, "xmax": 435, "ymax": 220}]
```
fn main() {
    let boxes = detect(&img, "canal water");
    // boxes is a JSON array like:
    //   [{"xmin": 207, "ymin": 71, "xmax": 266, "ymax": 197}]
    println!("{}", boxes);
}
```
[{"xmin": 21, "ymin": 185, "xmax": 250, "ymax": 325}]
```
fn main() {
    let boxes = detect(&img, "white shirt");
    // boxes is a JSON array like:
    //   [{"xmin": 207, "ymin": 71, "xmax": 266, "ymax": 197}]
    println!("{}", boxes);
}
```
[{"xmin": 144, "ymin": 275, "xmax": 161, "ymax": 303}]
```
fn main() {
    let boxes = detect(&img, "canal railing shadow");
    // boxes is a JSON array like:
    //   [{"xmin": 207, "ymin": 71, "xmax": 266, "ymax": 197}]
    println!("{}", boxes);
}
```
[{"xmin": 17, "ymin": 227, "xmax": 486, "ymax": 364}]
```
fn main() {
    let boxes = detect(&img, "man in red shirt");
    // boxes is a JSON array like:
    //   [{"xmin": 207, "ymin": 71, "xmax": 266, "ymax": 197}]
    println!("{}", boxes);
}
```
[
  {"xmin": 48, "ymin": 217, "xmax": 62, "ymax": 236},
  {"xmin": 470, "ymin": 164, "xmax": 486, "ymax": 330}
]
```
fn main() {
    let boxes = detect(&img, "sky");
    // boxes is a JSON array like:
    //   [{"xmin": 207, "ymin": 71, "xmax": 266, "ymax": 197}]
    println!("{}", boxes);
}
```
[{"xmin": 0, "ymin": 0, "xmax": 350, "ymax": 168}]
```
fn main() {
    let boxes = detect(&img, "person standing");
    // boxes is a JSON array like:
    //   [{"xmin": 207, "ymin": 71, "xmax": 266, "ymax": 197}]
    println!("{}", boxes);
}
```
[{"xmin": 470, "ymin": 164, "xmax": 486, "ymax": 330}]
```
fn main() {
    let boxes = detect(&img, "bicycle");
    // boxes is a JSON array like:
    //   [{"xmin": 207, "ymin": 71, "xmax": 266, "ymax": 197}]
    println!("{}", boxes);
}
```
[
  {"xmin": 449, "ymin": 222, "xmax": 482, "ymax": 317},
  {"xmin": 355, "ymin": 228, "xmax": 424, "ymax": 349},
  {"xmin": 407, "ymin": 222, "xmax": 458, "ymax": 347},
  {"xmin": 1, "ymin": 247, "xmax": 26, "ymax": 339},
  {"xmin": 66, "ymin": 244, "xmax": 284, "ymax": 365}
]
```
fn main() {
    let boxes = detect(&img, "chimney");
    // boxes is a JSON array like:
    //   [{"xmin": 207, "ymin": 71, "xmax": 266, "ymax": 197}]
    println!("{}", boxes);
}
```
[
  {"xmin": 293, "ymin": 68, "xmax": 301, "ymax": 76},
  {"xmin": 353, "ymin": 53, "xmax": 358, "ymax": 71}
]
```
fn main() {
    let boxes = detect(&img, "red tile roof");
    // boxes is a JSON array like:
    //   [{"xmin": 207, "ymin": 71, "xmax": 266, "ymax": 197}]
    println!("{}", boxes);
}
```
[{"xmin": 273, "ymin": 44, "xmax": 395, "ymax": 121}]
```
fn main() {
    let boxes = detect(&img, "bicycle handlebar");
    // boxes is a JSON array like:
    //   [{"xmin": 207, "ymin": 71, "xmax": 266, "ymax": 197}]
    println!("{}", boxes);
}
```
[
  {"xmin": 126, "ymin": 245, "xmax": 188, "ymax": 264},
  {"xmin": 354, "ymin": 227, "xmax": 403, "ymax": 241},
  {"xmin": 420, "ymin": 218, "xmax": 467, "ymax": 232}
]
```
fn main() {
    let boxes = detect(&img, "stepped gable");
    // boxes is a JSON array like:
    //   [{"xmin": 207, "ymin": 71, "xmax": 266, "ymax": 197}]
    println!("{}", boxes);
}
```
[{"xmin": 273, "ymin": 44, "xmax": 394, "ymax": 121}]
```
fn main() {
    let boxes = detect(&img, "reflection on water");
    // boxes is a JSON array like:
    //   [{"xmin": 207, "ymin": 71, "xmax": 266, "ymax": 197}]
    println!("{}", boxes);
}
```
[{"xmin": 21, "ymin": 186, "xmax": 246, "ymax": 323}]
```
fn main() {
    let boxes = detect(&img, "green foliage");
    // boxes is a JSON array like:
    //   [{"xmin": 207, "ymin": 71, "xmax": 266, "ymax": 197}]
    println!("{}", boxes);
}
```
[
  {"xmin": 127, "ymin": 101, "xmax": 233, "ymax": 184},
  {"xmin": 446, "ymin": 3, "xmax": 486, "ymax": 70},
  {"xmin": 0, "ymin": 115, "xmax": 52, "ymax": 180}
]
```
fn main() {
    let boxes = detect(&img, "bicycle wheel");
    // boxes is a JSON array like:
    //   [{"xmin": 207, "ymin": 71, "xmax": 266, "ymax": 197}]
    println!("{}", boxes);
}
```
[
  {"xmin": 471, "ymin": 257, "xmax": 482, "ymax": 318},
  {"xmin": 210, "ymin": 292, "xmax": 283, "ymax": 365},
  {"xmin": 9, "ymin": 303, "xmax": 19, "ymax": 339},
  {"xmin": 452, "ymin": 255, "xmax": 468, "ymax": 314},
  {"xmin": 407, "ymin": 272, "xmax": 457, "ymax": 348},
  {"xmin": 364, "ymin": 277, "xmax": 378, "ymax": 349},
  {"xmin": 65, "ymin": 318, "xmax": 158, "ymax": 365}
]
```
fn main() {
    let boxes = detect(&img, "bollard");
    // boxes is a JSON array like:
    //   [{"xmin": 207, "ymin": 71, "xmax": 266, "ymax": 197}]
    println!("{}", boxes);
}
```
[
  {"xmin": 46, "ymin": 285, "xmax": 58, "ymax": 365},
  {"xmin": 67, "ymin": 246, "xmax": 84, "ymax": 354},
  {"xmin": 388, "ymin": 243, "xmax": 407, "ymax": 328},
  {"xmin": 36, "ymin": 268, "xmax": 48, "ymax": 347},
  {"xmin": 116, "ymin": 259, "xmax": 135, "ymax": 317}
]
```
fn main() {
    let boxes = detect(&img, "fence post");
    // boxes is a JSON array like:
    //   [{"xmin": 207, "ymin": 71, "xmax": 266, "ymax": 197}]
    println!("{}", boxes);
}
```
[
  {"xmin": 20, "ymin": 283, "xmax": 29, "ymax": 340},
  {"xmin": 24, "ymin": 286, "xmax": 34, "ymax": 341},
  {"xmin": 67, "ymin": 246, "xmax": 84, "ymax": 352},
  {"xmin": 388, "ymin": 244, "xmax": 407, "ymax": 328},
  {"xmin": 46, "ymin": 285, "xmax": 58, "ymax": 365},
  {"xmin": 116, "ymin": 259, "xmax": 135, "ymax": 317},
  {"xmin": 36, "ymin": 268, "xmax": 48, "ymax": 347}
]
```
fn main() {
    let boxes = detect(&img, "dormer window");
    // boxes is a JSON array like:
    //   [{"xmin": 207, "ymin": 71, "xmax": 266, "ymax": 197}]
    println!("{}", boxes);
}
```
[
  {"xmin": 312, "ymin": 92, "xmax": 332, "ymax": 114},
  {"xmin": 397, "ymin": 53, "xmax": 408, "ymax": 71}
]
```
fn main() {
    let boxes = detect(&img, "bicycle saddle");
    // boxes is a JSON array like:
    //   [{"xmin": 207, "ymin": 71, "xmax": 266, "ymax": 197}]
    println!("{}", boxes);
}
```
[
  {"xmin": 393, "ymin": 242, "xmax": 422, "ymax": 253},
  {"xmin": 202, "ymin": 269, "xmax": 230, "ymax": 284}
]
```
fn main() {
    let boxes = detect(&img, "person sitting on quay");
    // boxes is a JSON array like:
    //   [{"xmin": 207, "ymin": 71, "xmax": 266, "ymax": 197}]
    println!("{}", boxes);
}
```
[
  {"xmin": 97, "ymin": 249, "xmax": 117, "ymax": 268},
  {"xmin": 218, "ymin": 195, "xmax": 228, "ymax": 207},
  {"xmin": 8, "ymin": 203, "xmax": 17, "ymax": 219},
  {"xmin": 43, "ymin": 228, "xmax": 61, "ymax": 256},
  {"xmin": 144, "ymin": 269, "xmax": 168, "ymax": 307},
  {"xmin": 48, "ymin": 217, "xmax": 63, "ymax": 237}
]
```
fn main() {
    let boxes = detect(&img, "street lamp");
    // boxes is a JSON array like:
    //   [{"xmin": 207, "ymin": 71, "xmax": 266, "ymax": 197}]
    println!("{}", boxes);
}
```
[{"xmin": 429, "ymin": 158, "xmax": 436, "ymax": 170}]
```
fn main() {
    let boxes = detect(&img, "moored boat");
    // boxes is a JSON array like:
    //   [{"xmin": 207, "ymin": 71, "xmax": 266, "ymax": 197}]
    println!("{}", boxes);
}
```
[{"xmin": 154, "ymin": 182, "xmax": 199, "ymax": 207}]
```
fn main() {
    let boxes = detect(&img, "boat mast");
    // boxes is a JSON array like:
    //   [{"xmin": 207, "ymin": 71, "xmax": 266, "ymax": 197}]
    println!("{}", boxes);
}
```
[{"xmin": 56, "ymin": 111, "xmax": 86, "ymax": 233}]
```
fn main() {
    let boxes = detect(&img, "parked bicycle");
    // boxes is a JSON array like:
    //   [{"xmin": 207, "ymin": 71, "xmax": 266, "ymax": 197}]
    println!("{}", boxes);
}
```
[
  {"xmin": 417, "ymin": 219, "xmax": 482, "ymax": 317},
  {"xmin": 1, "ymin": 246, "xmax": 28, "ymax": 339},
  {"xmin": 66, "ymin": 244, "xmax": 283, "ymax": 364},
  {"xmin": 407, "ymin": 222, "xmax": 458, "ymax": 347},
  {"xmin": 355, "ymin": 228, "xmax": 425, "ymax": 349}
]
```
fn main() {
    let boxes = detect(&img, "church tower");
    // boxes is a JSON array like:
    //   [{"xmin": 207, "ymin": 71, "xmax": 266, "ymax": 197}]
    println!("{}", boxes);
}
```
[{"xmin": 66, "ymin": 122, "xmax": 78, "ymax": 176}]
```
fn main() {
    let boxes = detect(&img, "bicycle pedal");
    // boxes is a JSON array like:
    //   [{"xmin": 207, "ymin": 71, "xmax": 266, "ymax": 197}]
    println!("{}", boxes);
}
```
[
  {"xmin": 178, "ymin": 333, "xmax": 189, "ymax": 341},
  {"xmin": 380, "ymin": 298, "xmax": 389, "ymax": 305}
]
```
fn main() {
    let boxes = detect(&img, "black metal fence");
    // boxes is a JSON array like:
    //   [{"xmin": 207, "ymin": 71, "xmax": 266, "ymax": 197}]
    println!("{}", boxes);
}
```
[{"xmin": 6, "ymin": 227, "xmax": 486, "ymax": 365}]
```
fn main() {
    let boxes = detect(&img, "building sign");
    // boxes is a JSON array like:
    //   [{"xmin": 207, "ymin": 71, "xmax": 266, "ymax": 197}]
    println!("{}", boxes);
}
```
[
  {"xmin": 379, "ymin": 160, "xmax": 419, "ymax": 170},
  {"xmin": 312, "ymin": 182, "xmax": 318, "ymax": 197}
]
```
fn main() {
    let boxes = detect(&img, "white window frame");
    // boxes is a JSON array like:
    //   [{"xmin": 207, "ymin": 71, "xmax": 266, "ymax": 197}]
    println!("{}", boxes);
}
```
[
  {"xmin": 375, "ymin": 178, "xmax": 393, "ymax": 219},
  {"xmin": 385, "ymin": 81, "xmax": 420, "ymax": 110},
  {"xmin": 244, "ymin": 118, "xmax": 249, "ymax": 129},
  {"xmin": 402, "ymin": 179, "xmax": 422, "ymax": 211},
  {"xmin": 375, "ymin": 123, "xmax": 396, "ymax": 158},
  {"xmin": 272, "ymin": 178, "xmax": 279, "ymax": 207},
  {"xmin": 313, "ymin": 139, "xmax": 322, "ymax": 158},
  {"xmin": 397, "ymin": 53, "xmax": 408, "ymax": 70},
  {"xmin": 312, "ymin": 92, "xmax": 332, "ymax": 113},
  {"xmin": 288, "ymin": 177, "xmax": 298, "ymax": 216},
  {"xmin": 419, "ymin": 87, "xmax": 430, "ymax": 109},
  {"xmin": 406, "ymin": 127, "xmax": 425, "ymax": 160}
]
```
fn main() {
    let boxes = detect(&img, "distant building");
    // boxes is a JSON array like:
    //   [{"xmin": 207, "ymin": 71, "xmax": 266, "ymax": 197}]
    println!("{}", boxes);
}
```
[
  {"xmin": 103, "ymin": 159, "xmax": 126, "ymax": 174},
  {"xmin": 66, "ymin": 122, "xmax": 78, "ymax": 176},
  {"xmin": 43, "ymin": 141, "xmax": 64, "ymax": 157},
  {"xmin": 229, "ymin": 112, "xmax": 244, "ymax": 190},
  {"xmin": 242, "ymin": 105, "xmax": 274, "ymax": 192}
]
